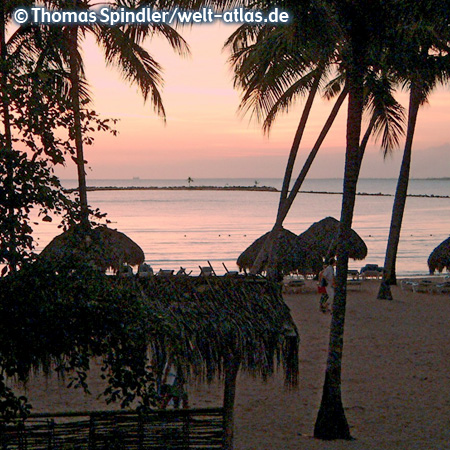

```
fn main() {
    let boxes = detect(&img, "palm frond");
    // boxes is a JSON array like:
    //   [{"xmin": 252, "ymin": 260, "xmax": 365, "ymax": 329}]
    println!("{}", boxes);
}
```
[
  {"xmin": 93, "ymin": 25, "xmax": 166, "ymax": 118},
  {"xmin": 364, "ymin": 73, "xmax": 406, "ymax": 155},
  {"xmin": 262, "ymin": 68, "xmax": 323, "ymax": 133},
  {"xmin": 226, "ymin": 24, "xmax": 325, "ymax": 127}
]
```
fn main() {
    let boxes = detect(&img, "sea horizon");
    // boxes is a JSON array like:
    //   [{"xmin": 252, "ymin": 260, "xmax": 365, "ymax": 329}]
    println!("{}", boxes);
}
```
[{"xmin": 34, "ymin": 178, "xmax": 450, "ymax": 278}]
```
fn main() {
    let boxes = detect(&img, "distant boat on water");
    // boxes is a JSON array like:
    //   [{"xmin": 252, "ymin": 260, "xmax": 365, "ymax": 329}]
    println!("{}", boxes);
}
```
[{"xmin": 132, "ymin": 176, "xmax": 140, "ymax": 180}]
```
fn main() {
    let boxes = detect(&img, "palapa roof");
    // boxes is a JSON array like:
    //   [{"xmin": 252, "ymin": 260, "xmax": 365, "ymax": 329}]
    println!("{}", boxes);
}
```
[
  {"xmin": 138, "ymin": 276, "xmax": 299, "ymax": 384},
  {"xmin": 428, "ymin": 237, "xmax": 450, "ymax": 274},
  {"xmin": 236, "ymin": 228, "xmax": 303, "ymax": 274},
  {"xmin": 0, "ymin": 270, "xmax": 299, "ymax": 392},
  {"xmin": 289, "ymin": 217, "xmax": 368, "ymax": 273},
  {"xmin": 237, "ymin": 218, "xmax": 367, "ymax": 276},
  {"xmin": 39, "ymin": 225, "xmax": 145, "ymax": 272}
]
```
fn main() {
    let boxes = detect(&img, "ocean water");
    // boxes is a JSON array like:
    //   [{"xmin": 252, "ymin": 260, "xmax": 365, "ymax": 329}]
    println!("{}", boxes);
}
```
[{"xmin": 33, "ymin": 178, "xmax": 450, "ymax": 277}]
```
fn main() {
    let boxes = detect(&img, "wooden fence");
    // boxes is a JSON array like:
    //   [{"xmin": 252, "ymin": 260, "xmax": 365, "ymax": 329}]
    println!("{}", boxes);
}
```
[{"xmin": 0, "ymin": 408, "xmax": 224, "ymax": 450}]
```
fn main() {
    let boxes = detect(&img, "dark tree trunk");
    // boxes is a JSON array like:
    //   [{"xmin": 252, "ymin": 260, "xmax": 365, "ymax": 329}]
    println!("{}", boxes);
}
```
[
  {"xmin": 251, "ymin": 85, "xmax": 347, "ymax": 278},
  {"xmin": 314, "ymin": 70, "xmax": 364, "ymax": 440},
  {"xmin": 223, "ymin": 354, "xmax": 240, "ymax": 450},
  {"xmin": 250, "ymin": 74, "xmax": 321, "ymax": 276},
  {"xmin": 378, "ymin": 83, "xmax": 421, "ymax": 298},
  {"xmin": 0, "ymin": 8, "xmax": 12, "ymax": 151},
  {"xmin": 0, "ymin": 9, "xmax": 17, "ymax": 272},
  {"xmin": 67, "ymin": 23, "xmax": 90, "ymax": 227},
  {"xmin": 277, "ymin": 73, "xmax": 321, "ymax": 213},
  {"xmin": 278, "ymin": 86, "xmax": 349, "ymax": 222}
]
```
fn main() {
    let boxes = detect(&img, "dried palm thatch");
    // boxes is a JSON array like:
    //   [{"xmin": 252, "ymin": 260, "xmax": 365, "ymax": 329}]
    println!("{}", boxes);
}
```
[
  {"xmin": 0, "ymin": 271, "xmax": 299, "ymax": 447},
  {"xmin": 428, "ymin": 237, "xmax": 450, "ymax": 274},
  {"xmin": 0, "ymin": 271, "xmax": 299, "ymax": 390},
  {"xmin": 137, "ymin": 276, "xmax": 299, "ymax": 385},
  {"xmin": 289, "ymin": 217, "xmax": 368, "ymax": 274},
  {"xmin": 39, "ymin": 225, "xmax": 145, "ymax": 272},
  {"xmin": 236, "ymin": 228, "xmax": 304, "ymax": 274}
]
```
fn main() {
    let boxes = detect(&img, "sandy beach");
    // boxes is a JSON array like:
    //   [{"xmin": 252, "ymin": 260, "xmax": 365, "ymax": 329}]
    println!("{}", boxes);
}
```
[{"xmin": 15, "ymin": 279, "xmax": 450, "ymax": 450}]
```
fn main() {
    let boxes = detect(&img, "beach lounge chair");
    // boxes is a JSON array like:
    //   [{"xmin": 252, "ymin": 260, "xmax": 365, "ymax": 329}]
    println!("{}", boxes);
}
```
[
  {"xmin": 412, "ymin": 280, "xmax": 433, "ymax": 293},
  {"xmin": 158, "ymin": 269, "xmax": 174, "ymax": 277},
  {"xmin": 400, "ymin": 279, "xmax": 415, "ymax": 291},
  {"xmin": 176, "ymin": 267, "xmax": 192, "ymax": 276},
  {"xmin": 362, "ymin": 270, "xmax": 381, "ymax": 280},
  {"xmin": 283, "ymin": 276, "xmax": 305, "ymax": 294},
  {"xmin": 199, "ymin": 266, "xmax": 214, "ymax": 276},
  {"xmin": 138, "ymin": 263, "xmax": 154, "ymax": 278},
  {"xmin": 199, "ymin": 261, "xmax": 217, "ymax": 277},
  {"xmin": 222, "ymin": 262, "xmax": 239, "ymax": 277}
]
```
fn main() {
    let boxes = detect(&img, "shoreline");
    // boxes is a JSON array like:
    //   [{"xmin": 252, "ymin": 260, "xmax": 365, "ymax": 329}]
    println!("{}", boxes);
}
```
[{"xmin": 64, "ymin": 185, "xmax": 450, "ymax": 199}]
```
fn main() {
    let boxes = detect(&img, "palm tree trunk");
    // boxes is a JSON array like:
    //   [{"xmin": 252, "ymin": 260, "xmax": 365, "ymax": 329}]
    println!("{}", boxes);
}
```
[
  {"xmin": 250, "ymin": 74, "xmax": 321, "ymax": 277},
  {"xmin": 378, "ymin": 83, "xmax": 421, "ymax": 297},
  {"xmin": 314, "ymin": 72, "xmax": 364, "ymax": 440},
  {"xmin": 276, "ymin": 72, "xmax": 321, "ymax": 216},
  {"xmin": 0, "ymin": 9, "xmax": 17, "ymax": 272},
  {"xmin": 67, "ymin": 24, "xmax": 89, "ymax": 227},
  {"xmin": 278, "ymin": 86, "xmax": 348, "ymax": 223},
  {"xmin": 0, "ymin": 9, "xmax": 12, "ymax": 151},
  {"xmin": 251, "ymin": 80, "xmax": 348, "ymax": 278}
]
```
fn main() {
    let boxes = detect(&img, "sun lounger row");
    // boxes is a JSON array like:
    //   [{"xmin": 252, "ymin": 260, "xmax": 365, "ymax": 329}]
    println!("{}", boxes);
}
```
[{"xmin": 401, "ymin": 279, "xmax": 450, "ymax": 294}]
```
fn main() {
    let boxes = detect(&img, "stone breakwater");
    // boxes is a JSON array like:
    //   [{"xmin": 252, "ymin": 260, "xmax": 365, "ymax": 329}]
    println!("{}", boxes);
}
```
[{"xmin": 64, "ymin": 185, "xmax": 450, "ymax": 199}]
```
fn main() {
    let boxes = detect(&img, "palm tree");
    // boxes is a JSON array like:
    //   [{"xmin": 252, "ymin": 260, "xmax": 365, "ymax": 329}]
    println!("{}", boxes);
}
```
[
  {"xmin": 312, "ymin": 0, "xmax": 401, "ymax": 439},
  {"xmin": 377, "ymin": 2, "xmax": 450, "ymax": 298},
  {"xmin": 50, "ymin": 0, "xmax": 189, "ymax": 226},
  {"xmin": 226, "ymin": 6, "xmax": 404, "ymax": 280},
  {"xmin": 225, "ymin": 12, "xmax": 341, "ymax": 278},
  {"xmin": 226, "ymin": 2, "xmax": 404, "ymax": 438}
]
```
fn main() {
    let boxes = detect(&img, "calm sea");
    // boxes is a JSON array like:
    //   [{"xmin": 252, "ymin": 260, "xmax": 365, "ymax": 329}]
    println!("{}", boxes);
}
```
[{"xmin": 34, "ymin": 178, "xmax": 450, "ymax": 277}]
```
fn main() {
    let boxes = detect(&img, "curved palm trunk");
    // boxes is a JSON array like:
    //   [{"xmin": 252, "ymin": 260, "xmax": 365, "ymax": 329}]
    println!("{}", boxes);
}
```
[
  {"xmin": 67, "ymin": 24, "xmax": 89, "ymax": 227},
  {"xmin": 314, "ymin": 72, "xmax": 364, "ymax": 440},
  {"xmin": 250, "ymin": 74, "xmax": 321, "ymax": 276},
  {"xmin": 377, "ymin": 83, "xmax": 421, "ymax": 298},
  {"xmin": 251, "ymin": 83, "xmax": 349, "ymax": 278},
  {"xmin": 278, "ymin": 86, "xmax": 349, "ymax": 222}
]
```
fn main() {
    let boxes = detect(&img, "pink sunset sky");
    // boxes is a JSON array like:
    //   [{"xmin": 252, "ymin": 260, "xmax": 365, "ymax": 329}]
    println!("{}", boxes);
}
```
[{"xmin": 56, "ymin": 23, "xmax": 450, "ymax": 180}]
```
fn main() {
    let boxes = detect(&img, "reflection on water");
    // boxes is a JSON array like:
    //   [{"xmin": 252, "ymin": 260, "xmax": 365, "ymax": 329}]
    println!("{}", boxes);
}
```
[{"xmin": 31, "ymin": 179, "xmax": 450, "ymax": 277}]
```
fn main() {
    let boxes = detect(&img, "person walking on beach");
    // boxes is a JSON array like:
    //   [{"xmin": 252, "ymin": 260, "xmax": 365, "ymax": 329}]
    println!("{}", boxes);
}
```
[
  {"xmin": 322, "ymin": 257, "xmax": 336, "ymax": 309},
  {"xmin": 318, "ymin": 263, "xmax": 329, "ymax": 312}
]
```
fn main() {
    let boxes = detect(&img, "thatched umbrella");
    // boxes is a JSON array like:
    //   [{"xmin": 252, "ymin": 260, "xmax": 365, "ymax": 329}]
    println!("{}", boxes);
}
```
[
  {"xmin": 289, "ymin": 217, "xmax": 368, "ymax": 274},
  {"xmin": 237, "ymin": 227, "xmax": 305, "ymax": 274},
  {"xmin": 1, "ymin": 271, "xmax": 299, "ymax": 450},
  {"xmin": 428, "ymin": 237, "xmax": 450, "ymax": 274},
  {"xmin": 39, "ymin": 225, "xmax": 145, "ymax": 272}
]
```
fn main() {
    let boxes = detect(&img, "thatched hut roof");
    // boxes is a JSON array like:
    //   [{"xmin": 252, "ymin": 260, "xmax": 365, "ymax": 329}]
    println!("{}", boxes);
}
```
[
  {"xmin": 39, "ymin": 225, "xmax": 145, "ymax": 272},
  {"xmin": 236, "ymin": 228, "xmax": 304, "ymax": 274},
  {"xmin": 289, "ymin": 217, "xmax": 368, "ymax": 274},
  {"xmin": 0, "ymin": 270, "xmax": 299, "ymax": 389},
  {"xmin": 428, "ymin": 237, "xmax": 450, "ymax": 274}
]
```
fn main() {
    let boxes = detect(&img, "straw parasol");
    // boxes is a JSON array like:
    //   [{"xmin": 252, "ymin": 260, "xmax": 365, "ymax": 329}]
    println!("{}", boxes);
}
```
[
  {"xmin": 428, "ymin": 237, "xmax": 450, "ymax": 274},
  {"xmin": 289, "ymin": 217, "xmax": 368, "ymax": 273},
  {"xmin": 39, "ymin": 225, "xmax": 145, "ymax": 272},
  {"xmin": 237, "ymin": 227, "xmax": 304, "ymax": 274},
  {"xmin": 0, "ymin": 272, "xmax": 299, "ymax": 449}
]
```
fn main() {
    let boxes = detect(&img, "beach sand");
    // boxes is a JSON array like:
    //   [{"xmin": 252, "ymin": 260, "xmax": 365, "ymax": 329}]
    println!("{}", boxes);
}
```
[{"xmin": 14, "ymin": 280, "xmax": 450, "ymax": 450}]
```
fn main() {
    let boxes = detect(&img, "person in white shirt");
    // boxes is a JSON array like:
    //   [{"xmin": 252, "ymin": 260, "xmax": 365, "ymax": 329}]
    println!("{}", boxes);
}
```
[{"xmin": 322, "ymin": 257, "xmax": 336, "ymax": 304}]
